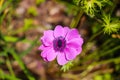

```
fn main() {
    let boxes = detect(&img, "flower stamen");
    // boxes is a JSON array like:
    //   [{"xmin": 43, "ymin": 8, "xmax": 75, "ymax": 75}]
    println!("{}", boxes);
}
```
[{"xmin": 53, "ymin": 36, "xmax": 66, "ymax": 52}]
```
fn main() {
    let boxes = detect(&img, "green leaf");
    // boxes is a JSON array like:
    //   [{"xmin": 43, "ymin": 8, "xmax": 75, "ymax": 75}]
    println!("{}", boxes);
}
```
[
  {"xmin": 6, "ymin": 59, "xmax": 16, "ymax": 79},
  {"xmin": 0, "ymin": 69, "xmax": 20, "ymax": 80},
  {"xmin": 10, "ymin": 49, "xmax": 35, "ymax": 80},
  {"xmin": 3, "ymin": 36, "xmax": 19, "ymax": 42},
  {"xmin": 61, "ymin": 61, "xmax": 73, "ymax": 72},
  {"xmin": 0, "ymin": 1, "xmax": 10, "ymax": 24}
]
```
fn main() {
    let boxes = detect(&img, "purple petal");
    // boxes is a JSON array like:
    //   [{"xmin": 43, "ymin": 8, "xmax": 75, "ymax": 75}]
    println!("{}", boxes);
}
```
[
  {"xmin": 66, "ymin": 29, "xmax": 80, "ymax": 41},
  {"xmin": 57, "ymin": 52, "xmax": 68, "ymax": 65},
  {"xmin": 76, "ymin": 47, "xmax": 82, "ymax": 55},
  {"xmin": 38, "ymin": 45, "xmax": 46, "ymax": 50},
  {"xmin": 64, "ymin": 47, "xmax": 77, "ymax": 60},
  {"xmin": 40, "ymin": 47, "xmax": 51, "ymax": 58},
  {"xmin": 63, "ymin": 27, "xmax": 70, "ymax": 37},
  {"xmin": 41, "ymin": 50, "xmax": 47, "ymax": 58},
  {"xmin": 67, "ymin": 38, "xmax": 83, "ymax": 48},
  {"xmin": 54, "ymin": 25, "xmax": 64, "ymax": 38},
  {"xmin": 46, "ymin": 48, "xmax": 57, "ymax": 61},
  {"xmin": 67, "ymin": 38, "xmax": 83, "ymax": 55},
  {"xmin": 41, "ymin": 30, "xmax": 54, "ymax": 46},
  {"xmin": 43, "ymin": 57, "xmax": 48, "ymax": 62},
  {"xmin": 41, "ymin": 48, "xmax": 57, "ymax": 61}
]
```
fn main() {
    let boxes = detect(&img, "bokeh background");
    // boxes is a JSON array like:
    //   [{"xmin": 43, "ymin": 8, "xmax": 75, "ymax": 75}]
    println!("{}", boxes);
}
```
[{"xmin": 0, "ymin": 0, "xmax": 120, "ymax": 80}]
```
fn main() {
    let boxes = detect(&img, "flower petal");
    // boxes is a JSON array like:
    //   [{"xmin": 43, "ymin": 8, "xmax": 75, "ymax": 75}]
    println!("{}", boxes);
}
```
[
  {"xmin": 67, "ymin": 38, "xmax": 83, "ymax": 48},
  {"xmin": 46, "ymin": 48, "xmax": 57, "ymax": 61},
  {"xmin": 66, "ymin": 38, "xmax": 83, "ymax": 55},
  {"xmin": 57, "ymin": 52, "xmax": 68, "ymax": 65},
  {"xmin": 40, "ymin": 47, "xmax": 51, "ymax": 58},
  {"xmin": 64, "ymin": 47, "xmax": 77, "ymax": 60},
  {"xmin": 38, "ymin": 45, "xmax": 46, "ymax": 50},
  {"xmin": 54, "ymin": 25, "xmax": 64, "ymax": 38},
  {"xmin": 41, "ymin": 50, "xmax": 47, "ymax": 58},
  {"xmin": 41, "ymin": 30, "xmax": 54, "ymax": 46},
  {"xmin": 63, "ymin": 27, "xmax": 70, "ymax": 37},
  {"xmin": 76, "ymin": 47, "xmax": 82, "ymax": 55},
  {"xmin": 43, "ymin": 57, "xmax": 48, "ymax": 62},
  {"xmin": 66, "ymin": 29, "xmax": 80, "ymax": 41}
]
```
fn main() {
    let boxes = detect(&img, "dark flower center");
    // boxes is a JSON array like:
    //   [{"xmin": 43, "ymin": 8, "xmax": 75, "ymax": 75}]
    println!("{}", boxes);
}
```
[
  {"xmin": 53, "ymin": 36, "xmax": 66, "ymax": 52},
  {"xmin": 58, "ymin": 40, "xmax": 62, "ymax": 47}
]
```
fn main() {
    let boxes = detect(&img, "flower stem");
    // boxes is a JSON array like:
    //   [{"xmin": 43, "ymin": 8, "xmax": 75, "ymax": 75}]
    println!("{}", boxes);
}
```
[{"xmin": 70, "ymin": 10, "xmax": 84, "ymax": 28}]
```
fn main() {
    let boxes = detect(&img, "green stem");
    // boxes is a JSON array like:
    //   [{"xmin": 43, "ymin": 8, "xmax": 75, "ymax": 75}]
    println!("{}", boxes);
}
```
[
  {"xmin": 96, "ymin": 45, "xmax": 120, "ymax": 58},
  {"xmin": 83, "ymin": 44, "xmax": 120, "ymax": 63},
  {"xmin": 4, "ymin": 48, "xmax": 16, "ymax": 79},
  {"xmin": 6, "ymin": 59, "xmax": 16, "ymax": 79},
  {"xmin": 70, "ymin": 10, "xmax": 84, "ymax": 28},
  {"xmin": 6, "ymin": 55, "xmax": 16, "ymax": 79},
  {"xmin": 99, "ymin": 39, "xmax": 112, "ymax": 49},
  {"xmin": 88, "ymin": 30, "xmax": 103, "ymax": 42},
  {"xmin": 80, "ymin": 57, "xmax": 120, "ymax": 78}
]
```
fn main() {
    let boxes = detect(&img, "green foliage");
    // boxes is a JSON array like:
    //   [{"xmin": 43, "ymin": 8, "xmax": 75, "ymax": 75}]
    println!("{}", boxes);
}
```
[
  {"xmin": 27, "ymin": 6, "xmax": 38, "ymax": 16},
  {"xmin": 24, "ymin": 18, "xmax": 33, "ymax": 30},
  {"xmin": 36, "ymin": 0, "xmax": 45, "ymax": 5},
  {"xmin": 0, "ymin": 69, "xmax": 20, "ymax": 80},
  {"xmin": 61, "ymin": 61, "xmax": 73, "ymax": 72},
  {"xmin": 94, "ymin": 75, "xmax": 103, "ymax": 80},
  {"xmin": 10, "ymin": 49, "xmax": 35, "ymax": 80},
  {"xmin": 102, "ymin": 14, "xmax": 120, "ymax": 34},
  {"xmin": 72, "ymin": 0, "xmax": 81, "ymax": 6},
  {"xmin": 6, "ymin": 59, "xmax": 16, "ymax": 79},
  {"xmin": 94, "ymin": 73, "xmax": 112, "ymax": 80},
  {"xmin": 67, "ymin": 0, "xmax": 112, "ymax": 17},
  {"xmin": 0, "ymin": 1, "xmax": 38, "ymax": 79},
  {"xmin": 0, "ymin": 0, "xmax": 10, "ymax": 24},
  {"xmin": 92, "ymin": 23, "xmax": 102, "ymax": 33},
  {"xmin": 3, "ymin": 36, "xmax": 19, "ymax": 42},
  {"xmin": 78, "ymin": 0, "xmax": 112, "ymax": 17}
]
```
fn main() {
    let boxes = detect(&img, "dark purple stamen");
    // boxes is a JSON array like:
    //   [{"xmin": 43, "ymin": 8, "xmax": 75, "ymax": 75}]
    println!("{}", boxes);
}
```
[
  {"xmin": 58, "ymin": 40, "xmax": 62, "ymax": 47},
  {"xmin": 53, "ymin": 36, "xmax": 66, "ymax": 52}
]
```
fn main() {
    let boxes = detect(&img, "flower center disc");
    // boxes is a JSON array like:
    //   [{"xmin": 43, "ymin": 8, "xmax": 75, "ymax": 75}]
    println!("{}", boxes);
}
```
[
  {"xmin": 58, "ymin": 40, "xmax": 62, "ymax": 47},
  {"xmin": 53, "ymin": 36, "xmax": 66, "ymax": 52}
]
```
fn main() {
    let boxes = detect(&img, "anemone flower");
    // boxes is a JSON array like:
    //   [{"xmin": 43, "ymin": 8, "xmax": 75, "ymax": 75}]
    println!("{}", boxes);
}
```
[{"xmin": 39, "ymin": 25, "xmax": 83, "ymax": 65}]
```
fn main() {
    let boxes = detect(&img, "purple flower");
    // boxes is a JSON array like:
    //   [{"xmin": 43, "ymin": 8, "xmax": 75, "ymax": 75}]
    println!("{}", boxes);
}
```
[{"xmin": 38, "ymin": 25, "xmax": 83, "ymax": 65}]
